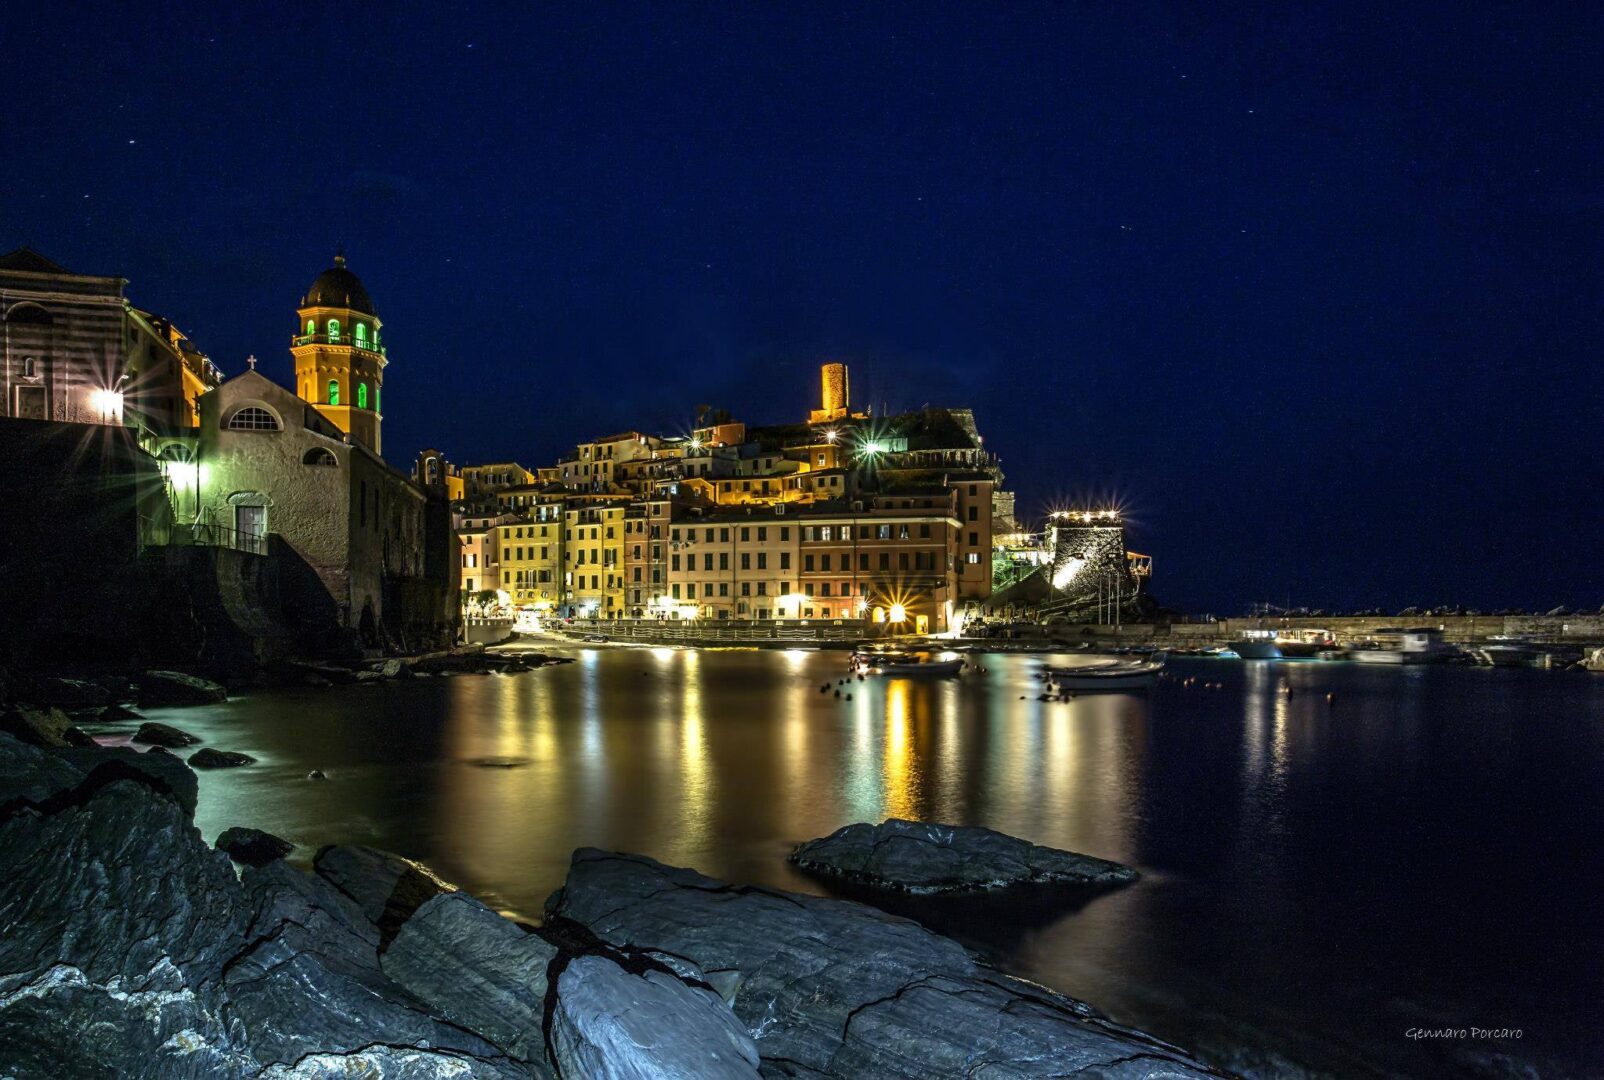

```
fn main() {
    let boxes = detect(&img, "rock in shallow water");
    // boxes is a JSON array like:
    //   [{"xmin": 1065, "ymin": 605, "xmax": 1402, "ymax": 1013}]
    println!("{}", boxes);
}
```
[
  {"xmin": 188, "ymin": 747, "xmax": 255, "ymax": 769},
  {"xmin": 132, "ymin": 720, "xmax": 201, "ymax": 747},
  {"xmin": 216, "ymin": 825, "xmax": 293, "ymax": 866},
  {"xmin": 548, "ymin": 849, "xmax": 1216, "ymax": 1079},
  {"xmin": 789, "ymin": 818, "xmax": 1138, "ymax": 892},
  {"xmin": 137, "ymin": 670, "xmax": 227, "ymax": 707}
]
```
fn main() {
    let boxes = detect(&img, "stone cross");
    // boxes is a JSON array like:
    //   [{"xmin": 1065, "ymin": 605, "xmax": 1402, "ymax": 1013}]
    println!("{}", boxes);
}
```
[{"xmin": 246, "ymin": 354, "xmax": 257, "ymax": 370}]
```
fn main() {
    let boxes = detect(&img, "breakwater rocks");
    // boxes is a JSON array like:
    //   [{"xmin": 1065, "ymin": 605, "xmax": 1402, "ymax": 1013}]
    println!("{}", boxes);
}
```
[
  {"xmin": 789, "ymin": 817, "xmax": 1140, "ymax": 893},
  {"xmin": 0, "ymin": 735, "xmax": 1221, "ymax": 1078}
]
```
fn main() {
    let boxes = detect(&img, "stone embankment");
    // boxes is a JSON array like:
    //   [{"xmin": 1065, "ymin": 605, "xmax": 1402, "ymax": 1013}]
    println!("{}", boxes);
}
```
[{"xmin": 0, "ymin": 729, "xmax": 1226, "ymax": 1078}]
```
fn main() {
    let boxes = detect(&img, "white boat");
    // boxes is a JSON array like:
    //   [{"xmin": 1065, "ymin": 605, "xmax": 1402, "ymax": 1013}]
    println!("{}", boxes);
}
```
[
  {"xmin": 1472, "ymin": 637, "xmax": 1551, "ymax": 668},
  {"xmin": 1042, "ymin": 652, "xmax": 1167, "ymax": 691},
  {"xmin": 853, "ymin": 652, "xmax": 965, "ymax": 677},
  {"xmin": 1348, "ymin": 628, "xmax": 1454, "ymax": 665}
]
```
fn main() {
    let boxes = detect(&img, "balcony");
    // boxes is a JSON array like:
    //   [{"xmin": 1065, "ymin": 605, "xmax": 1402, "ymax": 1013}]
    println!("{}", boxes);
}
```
[{"xmin": 292, "ymin": 333, "xmax": 386, "ymax": 356}]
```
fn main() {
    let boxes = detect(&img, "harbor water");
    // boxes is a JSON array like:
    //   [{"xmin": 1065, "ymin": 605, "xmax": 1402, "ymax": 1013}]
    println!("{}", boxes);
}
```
[{"xmin": 140, "ymin": 649, "xmax": 1603, "ymax": 1077}]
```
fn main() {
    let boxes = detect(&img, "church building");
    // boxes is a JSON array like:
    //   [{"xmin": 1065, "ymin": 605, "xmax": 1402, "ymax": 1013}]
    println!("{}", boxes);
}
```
[{"xmin": 186, "ymin": 255, "xmax": 455, "ymax": 650}]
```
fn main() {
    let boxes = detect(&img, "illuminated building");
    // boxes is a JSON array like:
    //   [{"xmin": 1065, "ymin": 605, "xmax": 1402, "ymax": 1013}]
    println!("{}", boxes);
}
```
[
  {"xmin": 1, "ymin": 247, "xmax": 220, "ymax": 432},
  {"xmin": 564, "ymin": 501, "xmax": 627, "ymax": 616},
  {"xmin": 291, "ymin": 254, "xmax": 385, "ymax": 455}
]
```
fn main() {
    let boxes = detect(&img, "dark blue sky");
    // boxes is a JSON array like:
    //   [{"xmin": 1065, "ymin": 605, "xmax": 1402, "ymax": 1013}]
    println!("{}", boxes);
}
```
[{"xmin": 4, "ymin": 5, "xmax": 1600, "ymax": 613}]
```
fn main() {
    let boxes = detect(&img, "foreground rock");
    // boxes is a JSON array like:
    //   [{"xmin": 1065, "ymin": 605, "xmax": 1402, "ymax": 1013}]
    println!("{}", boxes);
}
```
[
  {"xmin": 549, "ymin": 849, "xmax": 1217, "ymax": 1078},
  {"xmin": 548, "ymin": 951, "xmax": 761, "ymax": 1078},
  {"xmin": 790, "ymin": 818, "xmax": 1138, "ymax": 892},
  {"xmin": 132, "ymin": 719, "xmax": 200, "ymax": 747},
  {"xmin": 382, "ymin": 891, "xmax": 556, "ymax": 1065},
  {"xmin": 0, "ymin": 731, "xmax": 1219, "ymax": 1079},
  {"xmin": 137, "ymin": 669, "xmax": 227, "ymax": 707},
  {"xmin": 0, "ymin": 706, "xmax": 93, "ymax": 749},
  {"xmin": 216, "ymin": 826, "xmax": 294, "ymax": 866}
]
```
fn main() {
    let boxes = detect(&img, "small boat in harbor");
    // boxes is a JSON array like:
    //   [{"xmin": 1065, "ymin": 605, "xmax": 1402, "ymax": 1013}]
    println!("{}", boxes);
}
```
[
  {"xmin": 1471, "ymin": 637, "xmax": 1552, "ymax": 668},
  {"xmin": 1042, "ymin": 652, "xmax": 1167, "ymax": 691},
  {"xmin": 1227, "ymin": 628, "xmax": 1334, "ymax": 660},
  {"xmin": 852, "ymin": 651, "xmax": 965, "ymax": 677},
  {"xmin": 1348, "ymin": 628, "xmax": 1455, "ymax": 665}
]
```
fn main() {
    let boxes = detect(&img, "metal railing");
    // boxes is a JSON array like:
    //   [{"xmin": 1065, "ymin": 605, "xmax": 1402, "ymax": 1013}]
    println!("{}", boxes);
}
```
[
  {"xmin": 554, "ymin": 617, "xmax": 878, "ymax": 643},
  {"xmin": 292, "ymin": 333, "xmax": 385, "ymax": 354},
  {"xmin": 139, "ymin": 516, "xmax": 267, "ymax": 556}
]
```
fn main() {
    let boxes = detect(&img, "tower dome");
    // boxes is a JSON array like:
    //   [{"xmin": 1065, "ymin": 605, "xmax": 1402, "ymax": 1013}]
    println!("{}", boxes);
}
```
[{"xmin": 302, "ymin": 254, "xmax": 376, "ymax": 316}]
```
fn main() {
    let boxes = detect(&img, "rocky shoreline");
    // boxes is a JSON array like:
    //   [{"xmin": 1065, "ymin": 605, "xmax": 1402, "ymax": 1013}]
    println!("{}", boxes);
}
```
[{"xmin": 0, "ymin": 717, "xmax": 1228, "ymax": 1078}]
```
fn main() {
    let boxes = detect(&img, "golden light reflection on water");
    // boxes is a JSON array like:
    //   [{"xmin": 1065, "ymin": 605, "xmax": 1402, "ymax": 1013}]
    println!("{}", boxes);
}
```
[{"xmin": 882, "ymin": 680, "xmax": 920, "ymax": 819}]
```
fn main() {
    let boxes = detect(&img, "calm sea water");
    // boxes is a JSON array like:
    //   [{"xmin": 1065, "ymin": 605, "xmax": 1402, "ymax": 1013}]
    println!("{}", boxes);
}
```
[{"xmin": 134, "ymin": 649, "xmax": 1603, "ymax": 1077}]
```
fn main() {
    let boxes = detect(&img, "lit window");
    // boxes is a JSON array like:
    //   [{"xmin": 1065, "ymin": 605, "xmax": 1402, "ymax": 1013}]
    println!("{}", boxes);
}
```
[
  {"xmin": 227, "ymin": 406, "xmax": 279, "ymax": 431},
  {"xmin": 357, "ymin": 382, "xmax": 368, "ymax": 409},
  {"xmin": 354, "ymin": 323, "xmax": 367, "ymax": 346},
  {"xmin": 327, "ymin": 380, "xmax": 340, "ymax": 405},
  {"xmin": 327, "ymin": 318, "xmax": 340, "ymax": 340},
  {"xmin": 305, "ymin": 318, "xmax": 315, "ymax": 335}
]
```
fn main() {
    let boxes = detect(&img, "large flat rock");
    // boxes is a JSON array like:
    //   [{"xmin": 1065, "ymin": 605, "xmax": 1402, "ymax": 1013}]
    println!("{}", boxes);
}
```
[
  {"xmin": 547, "ymin": 849, "xmax": 1218, "ymax": 1079},
  {"xmin": 790, "ymin": 818, "xmax": 1138, "ymax": 893},
  {"xmin": 548, "ymin": 952, "xmax": 760, "ymax": 1079},
  {"xmin": 381, "ymin": 891, "xmax": 556, "ymax": 1067}
]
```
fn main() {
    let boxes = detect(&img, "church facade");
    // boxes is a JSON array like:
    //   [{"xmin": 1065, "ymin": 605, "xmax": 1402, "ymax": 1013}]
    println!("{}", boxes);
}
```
[{"xmin": 183, "ymin": 256, "xmax": 456, "ymax": 651}]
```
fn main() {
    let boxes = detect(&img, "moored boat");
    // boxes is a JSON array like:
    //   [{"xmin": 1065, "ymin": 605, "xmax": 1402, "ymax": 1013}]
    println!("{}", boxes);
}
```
[
  {"xmin": 1042, "ymin": 652, "xmax": 1167, "ymax": 691},
  {"xmin": 852, "ymin": 651, "xmax": 965, "ymax": 677},
  {"xmin": 1348, "ymin": 628, "xmax": 1455, "ymax": 665}
]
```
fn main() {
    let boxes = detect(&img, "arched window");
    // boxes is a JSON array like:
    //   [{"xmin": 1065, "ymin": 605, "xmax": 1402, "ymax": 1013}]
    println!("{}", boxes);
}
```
[
  {"xmin": 356, "ymin": 382, "xmax": 368, "ymax": 409},
  {"xmin": 327, "ymin": 380, "xmax": 340, "ymax": 406},
  {"xmin": 227, "ymin": 406, "xmax": 280, "ymax": 431},
  {"xmin": 374, "ymin": 385, "xmax": 380, "ymax": 413},
  {"xmin": 305, "ymin": 318, "xmax": 315, "ymax": 335},
  {"xmin": 354, "ymin": 323, "xmax": 367, "ymax": 346},
  {"xmin": 302, "ymin": 447, "xmax": 338, "ymax": 467},
  {"xmin": 327, "ymin": 318, "xmax": 340, "ymax": 340},
  {"xmin": 22, "ymin": 356, "xmax": 37, "ymax": 378}
]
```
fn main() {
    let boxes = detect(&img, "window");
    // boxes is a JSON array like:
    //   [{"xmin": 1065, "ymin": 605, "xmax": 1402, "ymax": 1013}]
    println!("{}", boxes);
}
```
[
  {"xmin": 969, "ymin": 531, "xmax": 979, "ymax": 546},
  {"xmin": 306, "ymin": 318, "xmax": 315, "ymax": 335},
  {"xmin": 804, "ymin": 554, "xmax": 815, "ymax": 571},
  {"xmin": 967, "ymin": 506, "xmax": 978, "ymax": 521},
  {"xmin": 877, "ymin": 525, "xmax": 892, "ymax": 539},
  {"xmin": 327, "ymin": 319, "xmax": 341, "ymax": 340},
  {"xmin": 780, "ymin": 552, "xmax": 790, "ymax": 570},
  {"xmin": 357, "ymin": 383, "xmax": 368, "ymax": 409},
  {"xmin": 327, "ymin": 380, "xmax": 340, "ymax": 406},
  {"xmin": 302, "ymin": 447, "xmax": 337, "ymax": 466},
  {"xmin": 354, "ymin": 323, "xmax": 367, "ymax": 346},
  {"xmin": 757, "ymin": 552, "xmax": 768, "ymax": 570},
  {"xmin": 227, "ymin": 406, "xmax": 280, "ymax": 431},
  {"xmin": 899, "ymin": 525, "xmax": 910, "ymax": 540},
  {"xmin": 919, "ymin": 524, "xmax": 931, "ymax": 538},
  {"xmin": 820, "ymin": 526, "xmax": 832, "ymax": 541},
  {"xmin": 859, "ymin": 553, "xmax": 869, "ymax": 570},
  {"xmin": 757, "ymin": 582, "xmax": 767, "ymax": 595},
  {"xmin": 821, "ymin": 554, "xmax": 832, "ymax": 571},
  {"xmin": 966, "ymin": 552, "xmax": 982, "ymax": 564}
]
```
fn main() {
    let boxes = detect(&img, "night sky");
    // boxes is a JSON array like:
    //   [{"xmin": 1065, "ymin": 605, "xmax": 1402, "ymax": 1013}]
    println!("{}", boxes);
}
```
[{"xmin": 4, "ymin": 6, "xmax": 1600, "ymax": 613}]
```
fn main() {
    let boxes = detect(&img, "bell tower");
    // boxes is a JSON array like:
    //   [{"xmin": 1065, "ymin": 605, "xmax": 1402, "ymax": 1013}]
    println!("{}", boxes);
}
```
[{"xmin": 292, "ymin": 253, "xmax": 385, "ymax": 455}]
